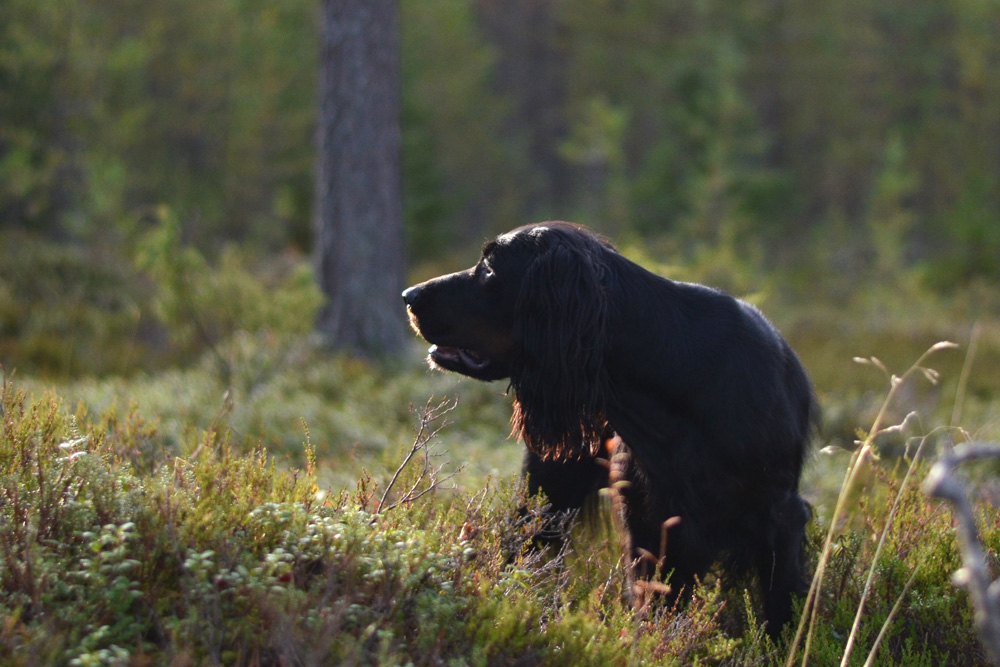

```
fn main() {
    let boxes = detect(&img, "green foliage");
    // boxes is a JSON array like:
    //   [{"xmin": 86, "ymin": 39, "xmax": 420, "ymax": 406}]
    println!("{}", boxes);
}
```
[
  {"xmin": 4, "ymin": 343, "xmax": 1000, "ymax": 665},
  {"xmin": 0, "ymin": 212, "xmax": 323, "ymax": 378},
  {"xmin": 17, "ymin": 345, "xmax": 519, "ymax": 495},
  {"xmin": 0, "ymin": 230, "xmax": 155, "ymax": 375},
  {"xmin": 0, "ymin": 0, "xmax": 315, "ymax": 247},
  {"xmin": 559, "ymin": 95, "xmax": 631, "ymax": 231},
  {"xmin": 400, "ymin": 0, "xmax": 524, "ymax": 247},
  {"xmin": 5, "ymin": 0, "xmax": 1000, "ymax": 286},
  {"xmin": 868, "ymin": 134, "xmax": 919, "ymax": 279},
  {"xmin": 0, "ymin": 383, "xmax": 317, "ymax": 664},
  {"xmin": 0, "ymin": 382, "xmax": 734, "ymax": 665},
  {"xmin": 798, "ymin": 462, "xmax": 990, "ymax": 666},
  {"xmin": 787, "ymin": 343, "xmax": 999, "ymax": 667},
  {"xmin": 136, "ymin": 208, "xmax": 322, "ymax": 337},
  {"xmin": 0, "ymin": 0, "xmax": 90, "ymax": 235},
  {"xmin": 135, "ymin": 209, "xmax": 323, "ymax": 385}
]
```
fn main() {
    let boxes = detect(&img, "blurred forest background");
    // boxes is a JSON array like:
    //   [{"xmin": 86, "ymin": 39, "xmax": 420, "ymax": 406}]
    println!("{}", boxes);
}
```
[
  {"xmin": 2, "ymin": 0, "xmax": 1000, "ymax": 450},
  {"xmin": 5, "ymin": 0, "xmax": 1000, "ymax": 276}
]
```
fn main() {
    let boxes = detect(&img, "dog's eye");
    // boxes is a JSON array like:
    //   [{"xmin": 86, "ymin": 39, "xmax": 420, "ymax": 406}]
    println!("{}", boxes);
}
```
[{"xmin": 477, "ymin": 261, "xmax": 495, "ymax": 281}]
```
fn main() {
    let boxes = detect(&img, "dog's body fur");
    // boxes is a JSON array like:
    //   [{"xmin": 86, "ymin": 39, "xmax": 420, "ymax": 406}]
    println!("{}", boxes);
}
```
[{"xmin": 402, "ymin": 222, "xmax": 815, "ymax": 634}]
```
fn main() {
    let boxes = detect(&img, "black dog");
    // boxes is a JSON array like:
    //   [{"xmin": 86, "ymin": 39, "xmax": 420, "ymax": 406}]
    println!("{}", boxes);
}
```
[{"xmin": 402, "ymin": 222, "xmax": 815, "ymax": 635}]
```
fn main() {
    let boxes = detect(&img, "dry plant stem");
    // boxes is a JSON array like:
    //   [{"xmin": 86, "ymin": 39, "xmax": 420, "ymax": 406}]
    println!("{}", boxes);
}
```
[
  {"xmin": 790, "ymin": 402, "xmax": 885, "ymax": 667},
  {"xmin": 787, "ymin": 341, "xmax": 956, "ymax": 667},
  {"xmin": 952, "ymin": 322, "xmax": 981, "ymax": 427},
  {"xmin": 0, "ymin": 364, "xmax": 7, "ymax": 419},
  {"xmin": 923, "ymin": 442, "xmax": 1000, "ymax": 666},
  {"xmin": 375, "ymin": 398, "xmax": 461, "ymax": 514},
  {"xmin": 843, "ymin": 428, "xmax": 937, "ymax": 667}
]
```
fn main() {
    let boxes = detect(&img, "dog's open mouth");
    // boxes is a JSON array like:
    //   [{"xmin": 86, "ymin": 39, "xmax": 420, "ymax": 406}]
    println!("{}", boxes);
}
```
[{"xmin": 429, "ymin": 345, "xmax": 491, "ymax": 372}]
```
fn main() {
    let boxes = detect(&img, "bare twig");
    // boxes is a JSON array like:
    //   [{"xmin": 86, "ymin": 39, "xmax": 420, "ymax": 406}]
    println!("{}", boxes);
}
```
[
  {"xmin": 375, "ymin": 397, "xmax": 463, "ymax": 514},
  {"xmin": 923, "ymin": 442, "xmax": 1000, "ymax": 666}
]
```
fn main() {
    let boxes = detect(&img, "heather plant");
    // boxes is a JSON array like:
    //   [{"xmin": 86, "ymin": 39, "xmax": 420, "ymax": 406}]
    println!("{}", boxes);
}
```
[
  {"xmin": 0, "ymin": 378, "xmax": 750, "ymax": 665},
  {"xmin": 2, "ymin": 345, "xmax": 999, "ymax": 665},
  {"xmin": 788, "ymin": 342, "xmax": 997, "ymax": 667}
]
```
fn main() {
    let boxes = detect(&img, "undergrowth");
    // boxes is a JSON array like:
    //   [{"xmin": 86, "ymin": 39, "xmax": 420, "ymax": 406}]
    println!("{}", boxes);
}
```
[
  {"xmin": 0, "ymin": 382, "xmax": 736, "ymax": 665},
  {"xmin": 1, "ymin": 341, "xmax": 999, "ymax": 665}
]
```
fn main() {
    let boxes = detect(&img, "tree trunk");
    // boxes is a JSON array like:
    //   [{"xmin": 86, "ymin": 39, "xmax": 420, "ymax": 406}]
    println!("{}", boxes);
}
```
[{"xmin": 314, "ymin": 0, "xmax": 407, "ymax": 354}]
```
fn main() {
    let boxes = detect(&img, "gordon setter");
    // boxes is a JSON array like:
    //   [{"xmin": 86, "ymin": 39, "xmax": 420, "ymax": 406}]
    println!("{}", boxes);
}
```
[{"xmin": 402, "ymin": 222, "xmax": 816, "ymax": 635}]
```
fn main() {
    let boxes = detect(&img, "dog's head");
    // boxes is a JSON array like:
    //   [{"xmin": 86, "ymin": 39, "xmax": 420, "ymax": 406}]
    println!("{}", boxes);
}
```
[
  {"xmin": 401, "ymin": 225, "xmax": 530, "ymax": 381},
  {"xmin": 403, "ymin": 222, "xmax": 615, "ymax": 458}
]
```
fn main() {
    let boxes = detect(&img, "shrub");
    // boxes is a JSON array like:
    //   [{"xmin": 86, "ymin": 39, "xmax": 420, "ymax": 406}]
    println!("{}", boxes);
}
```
[
  {"xmin": 135, "ymin": 208, "xmax": 324, "ymax": 387},
  {"xmin": 0, "ymin": 230, "xmax": 155, "ymax": 375},
  {"xmin": 2, "ymin": 348, "xmax": 998, "ymax": 665}
]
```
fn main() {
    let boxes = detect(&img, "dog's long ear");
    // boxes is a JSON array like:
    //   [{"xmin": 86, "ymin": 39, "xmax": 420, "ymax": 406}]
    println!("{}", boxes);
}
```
[{"xmin": 510, "ymin": 232, "xmax": 611, "ymax": 460}]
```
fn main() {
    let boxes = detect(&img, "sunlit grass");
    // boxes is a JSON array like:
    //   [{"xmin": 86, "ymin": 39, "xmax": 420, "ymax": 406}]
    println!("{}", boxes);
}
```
[
  {"xmin": 4, "ymin": 293, "xmax": 1000, "ymax": 664},
  {"xmin": 13, "ymin": 342, "xmax": 523, "ymax": 494},
  {"xmin": 789, "ymin": 342, "xmax": 962, "ymax": 667}
]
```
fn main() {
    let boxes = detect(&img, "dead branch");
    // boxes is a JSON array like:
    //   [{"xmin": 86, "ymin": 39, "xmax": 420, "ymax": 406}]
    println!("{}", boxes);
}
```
[
  {"xmin": 923, "ymin": 442, "xmax": 1000, "ymax": 666},
  {"xmin": 375, "ymin": 397, "xmax": 463, "ymax": 514}
]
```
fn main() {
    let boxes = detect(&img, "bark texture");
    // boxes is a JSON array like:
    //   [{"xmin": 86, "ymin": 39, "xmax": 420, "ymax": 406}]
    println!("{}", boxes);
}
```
[{"xmin": 314, "ymin": 0, "xmax": 407, "ymax": 353}]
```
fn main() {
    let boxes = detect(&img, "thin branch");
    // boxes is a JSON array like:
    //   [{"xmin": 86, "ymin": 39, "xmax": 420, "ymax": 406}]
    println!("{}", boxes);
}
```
[
  {"xmin": 923, "ymin": 442, "xmax": 1000, "ymax": 666},
  {"xmin": 375, "ymin": 397, "xmax": 463, "ymax": 514}
]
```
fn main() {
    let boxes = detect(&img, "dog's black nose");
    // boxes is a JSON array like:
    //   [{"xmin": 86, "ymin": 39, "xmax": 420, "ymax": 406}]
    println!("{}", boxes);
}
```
[{"xmin": 402, "ymin": 285, "xmax": 420, "ymax": 306}]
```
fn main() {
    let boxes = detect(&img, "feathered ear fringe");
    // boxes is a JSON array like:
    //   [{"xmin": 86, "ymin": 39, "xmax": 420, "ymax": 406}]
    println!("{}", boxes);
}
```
[{"xmin": 510, "ymin": 234, "xmax": 611, "ymax": 461}]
